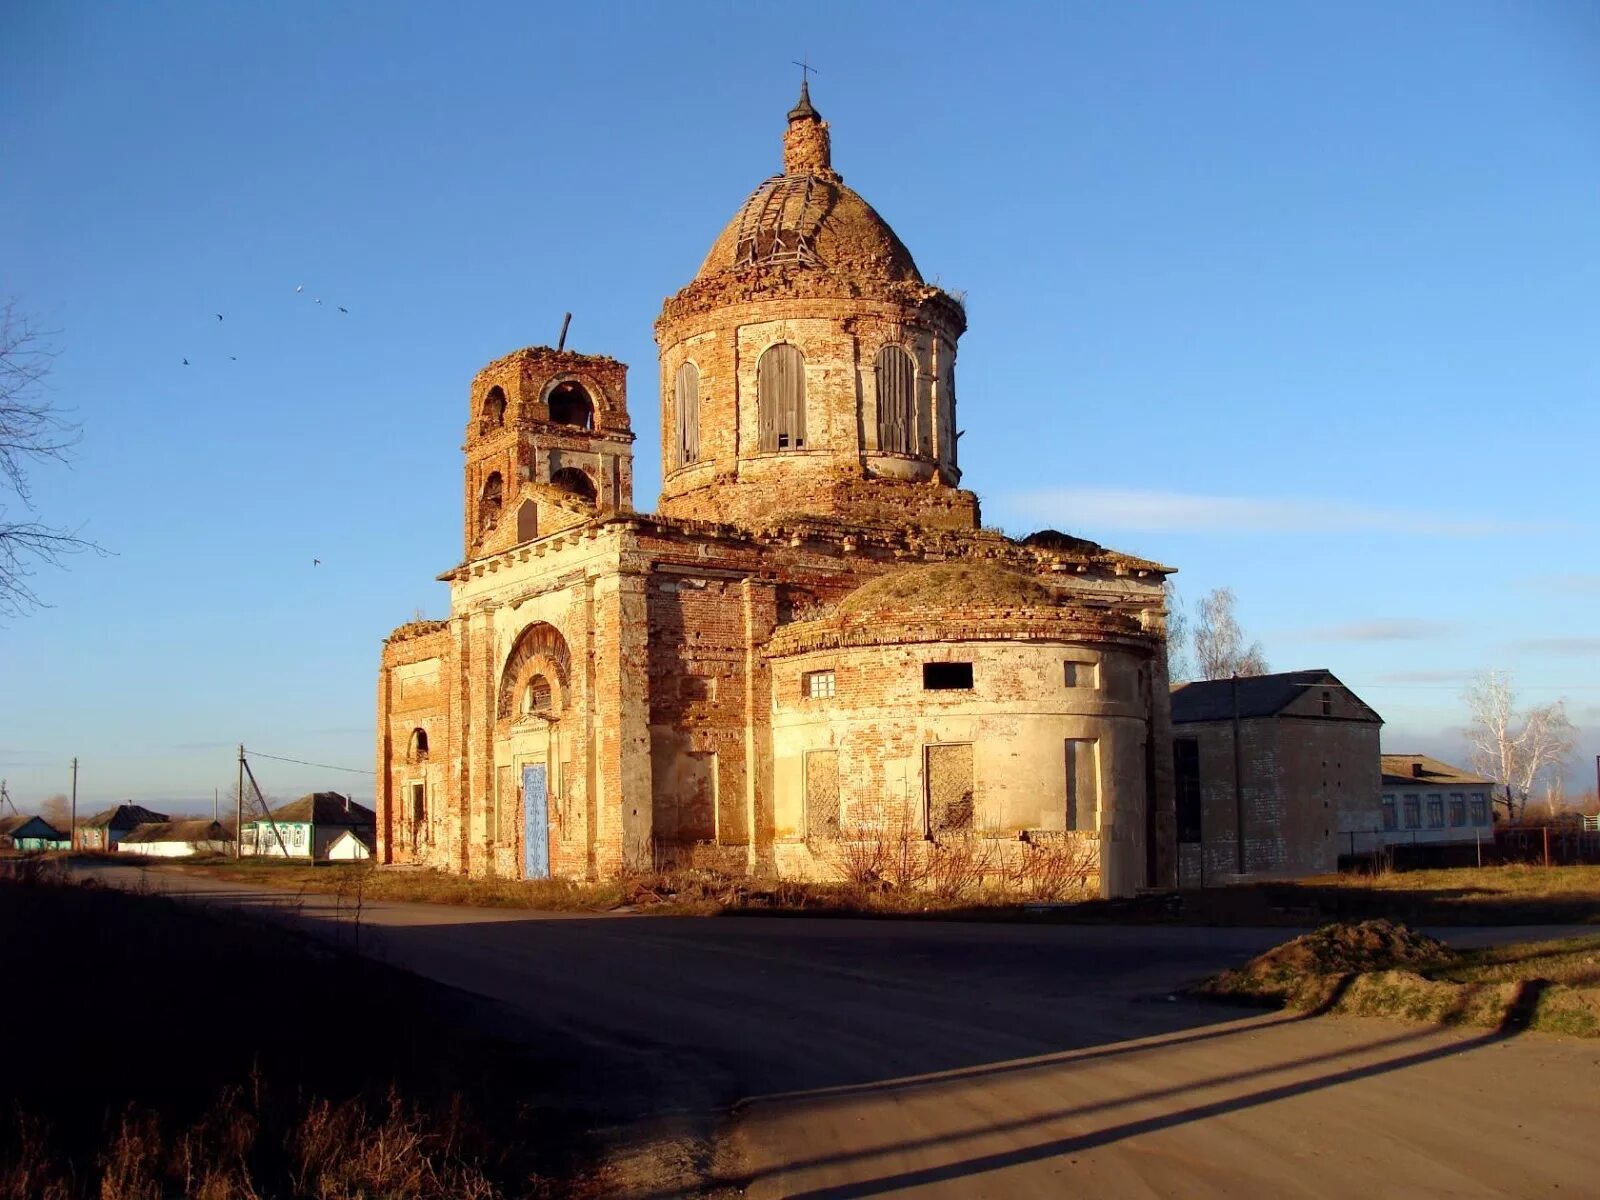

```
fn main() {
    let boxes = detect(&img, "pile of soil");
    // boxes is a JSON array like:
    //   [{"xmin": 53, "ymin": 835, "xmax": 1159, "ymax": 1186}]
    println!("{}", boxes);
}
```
[{"xmin": 1245, "ymin": 919, "xmax": 1452, "ymax": 976}]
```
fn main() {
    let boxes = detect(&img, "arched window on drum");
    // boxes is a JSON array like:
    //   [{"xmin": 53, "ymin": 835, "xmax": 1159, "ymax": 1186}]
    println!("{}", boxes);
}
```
[
  {"xmin": 874, "ymin": 345, "xmax": 915, "ymax": 455},
  {"xmin": 674, "ymin": 362, "xmax": 701, "ymax": 468},
  {"xmin": 757, "ymin": 343, "xmax": 806, "ymax": 452}
]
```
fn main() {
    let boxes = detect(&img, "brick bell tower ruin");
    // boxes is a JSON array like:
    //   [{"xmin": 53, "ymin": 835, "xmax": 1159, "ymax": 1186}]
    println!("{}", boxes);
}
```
[{"xmin": 376, "ymin": 83, "xmax": 1178, "ymax": 897}]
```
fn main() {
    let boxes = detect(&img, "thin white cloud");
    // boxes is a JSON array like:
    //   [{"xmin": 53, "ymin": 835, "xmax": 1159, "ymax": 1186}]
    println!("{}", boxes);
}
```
[
  {"xmin": 1006, "ymin": 488, "xmax": 1540, "ymax": 536},
  {"xmin": 1511, "ymin": 637, "xmax": 1600, "ymax": 656},
  {"xmin": 1297, "ymin": 619, "xmax": 1456, "ymax": 643}
]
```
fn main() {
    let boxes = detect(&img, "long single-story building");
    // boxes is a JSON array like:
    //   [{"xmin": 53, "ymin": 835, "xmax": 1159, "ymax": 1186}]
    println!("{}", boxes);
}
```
[
  {"xmin": 118, "ymin": 819, "xmax": 234, "ymax": 858},
  {"xmin": 1375, "ymin": 754, "xmax": 1495, "ymax": 848}
]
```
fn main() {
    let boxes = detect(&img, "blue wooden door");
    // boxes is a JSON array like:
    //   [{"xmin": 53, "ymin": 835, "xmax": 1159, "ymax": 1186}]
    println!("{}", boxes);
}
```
[{"xmin": 522, "ymin": 764, "xmax": 549, "ymax": 879}]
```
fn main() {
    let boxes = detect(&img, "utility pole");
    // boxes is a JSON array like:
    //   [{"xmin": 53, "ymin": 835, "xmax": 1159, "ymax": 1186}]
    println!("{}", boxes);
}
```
[
  {"xmin": 213, "ymin": 787, "xmax": 219, "ymax": 824},
  {"xmin": 236, "ymin": 745, "xmax": 245, "ymax": 859},
  {"xmin": 70, "ymin": 757, "xmax": 78, "ymax": 852}
]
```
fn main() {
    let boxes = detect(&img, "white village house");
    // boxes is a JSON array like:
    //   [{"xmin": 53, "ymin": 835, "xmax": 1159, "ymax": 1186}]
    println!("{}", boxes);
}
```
[{"xmin": 242, "ymin": 793, "xmax": 376, "ymax": 861}]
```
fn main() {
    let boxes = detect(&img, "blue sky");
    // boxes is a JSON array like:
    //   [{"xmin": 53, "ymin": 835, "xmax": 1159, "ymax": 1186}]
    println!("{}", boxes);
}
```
[{"xmin": 3, "ymin": 1, "xmax": 1597, "ymax": 812}]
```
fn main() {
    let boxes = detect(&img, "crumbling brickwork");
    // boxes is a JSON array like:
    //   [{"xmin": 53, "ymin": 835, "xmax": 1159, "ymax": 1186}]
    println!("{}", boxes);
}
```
[{"xmin": 374, "ymin": 85, "xmax": 1180, "ymax": 897}]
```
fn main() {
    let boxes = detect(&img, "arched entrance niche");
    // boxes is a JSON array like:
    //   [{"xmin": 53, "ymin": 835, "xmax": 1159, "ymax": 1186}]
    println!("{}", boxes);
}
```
[{"xmin": 496, "ymin": 622, "xmax": 574, "ymax": 880}]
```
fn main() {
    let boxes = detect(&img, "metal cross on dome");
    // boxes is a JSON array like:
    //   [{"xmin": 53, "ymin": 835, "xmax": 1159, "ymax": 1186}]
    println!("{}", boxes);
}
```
[{"xmin": 792, "ymin": 57, "xmax": 818, "ymax": 84}]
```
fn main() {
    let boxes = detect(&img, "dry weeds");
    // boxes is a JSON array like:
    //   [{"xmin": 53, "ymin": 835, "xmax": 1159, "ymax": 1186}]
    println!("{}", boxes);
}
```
[{"xmin": 1198, "ymin": 921, "xmax": 1600, "ymax": 1038}]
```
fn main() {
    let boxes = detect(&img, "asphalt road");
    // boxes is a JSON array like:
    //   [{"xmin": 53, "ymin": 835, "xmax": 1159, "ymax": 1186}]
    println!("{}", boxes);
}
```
[{"xmin": 84, "ymin": 864, "xmax": 1600, "ymax": 1198}]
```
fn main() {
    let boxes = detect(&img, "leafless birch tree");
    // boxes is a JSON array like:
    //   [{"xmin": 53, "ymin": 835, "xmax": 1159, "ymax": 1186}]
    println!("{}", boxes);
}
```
[
  {"xmin": 1193, "ymin": 587, "xmax": 1268, "ymax": 680},
  {"xmin": 1164, "ymin": 581, "xmax": 1194, "ymax": 683},
  {"xmin": 1463, "ymin": 669, "xmax": 1576, "ymax": 823},
  {"xmin": 0, "ymin": 299, "xmax": 98, "ymax": 616}
]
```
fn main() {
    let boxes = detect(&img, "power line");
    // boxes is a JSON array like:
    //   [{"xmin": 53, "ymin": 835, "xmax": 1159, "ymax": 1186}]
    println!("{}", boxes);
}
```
[{"xmin": 242, "ymin": 748, "xmax": 376, "ymax": 776}]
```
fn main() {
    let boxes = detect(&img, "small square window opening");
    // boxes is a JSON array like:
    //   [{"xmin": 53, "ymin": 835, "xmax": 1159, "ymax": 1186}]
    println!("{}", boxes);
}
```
[
  {"xmin": 1064, "ymin": 661, "xmax": 1097, "ymax": 689},
  {"xmin": 804, "ymin": 669, "xmax": 835, "ymax": 699},
  {"xmin": 923, "ymin": 662, "xmax": 973, "ymax": 691}
]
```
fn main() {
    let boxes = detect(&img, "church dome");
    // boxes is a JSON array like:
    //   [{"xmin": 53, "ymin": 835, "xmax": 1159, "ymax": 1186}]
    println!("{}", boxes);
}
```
[
  {"xmin": 693, "ymin": 174, "xmax": 922, "ymax": 286},
  {"xmin": 688, "ymin": 80, "xmax": 922, "ymax": 289}
]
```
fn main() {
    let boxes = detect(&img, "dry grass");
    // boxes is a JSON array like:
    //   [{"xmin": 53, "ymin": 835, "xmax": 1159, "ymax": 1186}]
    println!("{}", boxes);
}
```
[
  {"xmin": 1198, "ymin": 920, "xmax": 1600, "ymax": 1039},
  {"xmin": 836, "ymin": 560, "xmax": 1055, "ymax": 616},
  {"xmin": 1174, "ymin": 864, "xmax": 1600, "ymax": 927},
  {"xmin": 170, "ymin": 836, "xmax": 1101, "ymax": 918},
  {"xmin": 0, "ymin": 871, "xmax": 597, "ymax": 1198},
  {"xmin": 181, "ymin": 856, "xmax": 628, "ymax": 911}
]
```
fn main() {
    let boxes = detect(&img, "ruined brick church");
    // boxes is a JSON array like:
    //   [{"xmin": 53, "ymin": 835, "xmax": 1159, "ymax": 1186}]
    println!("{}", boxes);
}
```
[{"xmin": 377, "ymin": 85, "xmax": 1177, "ymax": 897}]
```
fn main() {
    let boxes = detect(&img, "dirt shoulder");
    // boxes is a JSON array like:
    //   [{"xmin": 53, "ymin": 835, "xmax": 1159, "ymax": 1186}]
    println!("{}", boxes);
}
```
[
  {"xmin": 159, "ymin": 858, "xmax": 1600, "ymax": 927},
  {"xmin": 1196, "ymin": 919, "xmax": 1600, "ymax": 1038}
]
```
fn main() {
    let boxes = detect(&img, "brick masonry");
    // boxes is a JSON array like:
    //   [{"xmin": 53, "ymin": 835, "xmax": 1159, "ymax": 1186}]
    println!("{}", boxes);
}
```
[{"xmin": 375, "ymin": 88, "xmax": 1180, "ymax": 897}]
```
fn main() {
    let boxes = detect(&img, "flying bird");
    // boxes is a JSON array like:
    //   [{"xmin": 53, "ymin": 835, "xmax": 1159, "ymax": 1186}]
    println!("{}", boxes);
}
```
[
  {"xmin": 313, "ymin": 558, "xmax": 321, "ymax": 567},
  {"xmin": 295, "ymin": 285, "xmax": 303, "ymax": 293},
  {"xmin": 216, "ymin": 314, "xmax": 223, "ymax": 322},
  {"xmin": 229, "ymin": 355, "xmax": 237, "ymax": 361},
  {"xmin": 314, "ymin": 298, "xmax": 323, "ymax": 305},
  {"xmin": 338, "ymin": 306, "xmax": 348, "ymax": 314},
  {"xmin": 182, "ymin": 358, "xmax": 189, "ymax": 366}
]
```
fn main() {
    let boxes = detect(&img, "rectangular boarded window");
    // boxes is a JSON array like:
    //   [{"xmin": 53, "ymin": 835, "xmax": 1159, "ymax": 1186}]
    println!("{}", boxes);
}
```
[
  {"xmin": 1449, "ymin": 793, "xmax": 1466, "ymax": 827},
  {"xmin": 1382, "ymin": 795, "xmax": 1397, "ymax": 831},
  {"xmin": 1470, "ymin": 793, "xmax": 1488, "ymax": 825},
  {"xmin": 496, "ymin": 765, "xmax": 513, "ymax": 843},
  {"xmin": 804, "ymin": 669, "xmax": 835, "ymax": 699},
  {"xmin": 804, "ymin": 750, "xmax": 840, "ymax": 842},
  {"xmin": 1427, "ymin": 794, "xmax": 1445, "ymax": 828},
  {"xmin": 926, "ymin": 742, "xmax": 975, "ymax": 833},
  {"xmin": 409, "ymin": 782, "xmax": 426, "ymax": 845},
  {"xmin": 1064, "ymin": 660, "xmax": 1097, "ymax": 689},
  {"xmin": 1174, "ymin": 737, "xmax": 1201, "ymax": 843},
  {"xmin": 1065, "ymin": 739, "xmax": 1099, "ymax": 832},
  {"xmin": 1404, "ymin": 796, "xmax": 1421, "ymax": 828},
  {"xmin": 923, "ymin": 662, "xmax": 973, "ymax": 691}
]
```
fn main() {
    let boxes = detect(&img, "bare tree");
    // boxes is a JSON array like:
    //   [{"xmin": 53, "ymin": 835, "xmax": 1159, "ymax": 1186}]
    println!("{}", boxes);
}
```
[
  {"xmin": 1462, "ymin": 669, "xmax": 1576, "ymax": 823},
  {"xmin": 1, "ymin": 299, "xmax": 99, "ymax": 616},
  {"xmin": 40, "ymin": 792, "xmax": 71, "ymax": 828},
  {"xmin": 1164, "ymin": 581, "xmax": 1193, "ymax": 684},
  {"xmin": 1192, "ymin": 587, "xmax": 1268, "ymax": 680}
]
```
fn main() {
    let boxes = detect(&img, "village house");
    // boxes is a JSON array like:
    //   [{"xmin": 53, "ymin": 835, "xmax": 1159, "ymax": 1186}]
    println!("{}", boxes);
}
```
[
  {"xmin": 118, "ymin": 820, "xmax": 233, "ymax": 858},
  {"xmin": 241, "ymin": 793, "xmax": 375, "ymax": 861},
  {"xmin": 77, "ymin": 804, "xmax": 170, "ymax": 853},
  {"xmin": 1377, "ymin": 754, "xmax": 1495, "ymax": 849},
  {"xmin": 0, "ymin": 815, "xmax": 68, "ymax": 853},
  {"xmin": 376, "ymin": 84, "xmax": 1180, "ymax": 898},
  {"xmin": 1171, "ymin": 670, "xmax": 1383, "ymax": 884}
]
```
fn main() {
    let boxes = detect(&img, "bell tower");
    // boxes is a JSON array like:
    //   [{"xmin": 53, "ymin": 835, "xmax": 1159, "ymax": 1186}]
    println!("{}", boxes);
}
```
[{"xmin": 461, "ymin": 346, "xmax": 634, "ymax": 559}]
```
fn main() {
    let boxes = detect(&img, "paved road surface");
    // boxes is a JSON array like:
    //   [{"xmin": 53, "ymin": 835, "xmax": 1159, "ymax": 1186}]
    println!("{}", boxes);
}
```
[{"xmin": 86, "ymin": 865, "xmax": 1600, "ymax": 1197}]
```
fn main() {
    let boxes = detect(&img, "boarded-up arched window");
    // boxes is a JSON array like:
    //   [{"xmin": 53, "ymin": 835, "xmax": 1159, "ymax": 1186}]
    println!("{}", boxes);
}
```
[
  {"xmin": 875, "ymin": 346, "xmax": 915, "ymax": 455},
  {"xmin": 674, "ymin": 362, "xmax": 700, "ymax": 468},
  {"xmin": 409, "ymin": 728, "xmax": 429, "ymax": 761},
  {"xmin": 522, "ymin": 674, "xmax": 552, "ymax": 715},
  {"xmin": 515, "ymin": 499, "xmax": 538, "ymax": 542},
  {"xmin": 757, "ymin": 343, "xmax": 806, "ymax": 452},
  {"xmin": 483, "ymin": 386, "xmax": 506, "ymax": 429},
  {"xmin": 479, "ymin": 472, "xmax": 503, "ymax": 532},
  {"xmin": 939, "ymin": 362, "xmax": 957, "ymax": 468}
]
